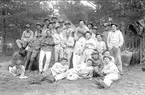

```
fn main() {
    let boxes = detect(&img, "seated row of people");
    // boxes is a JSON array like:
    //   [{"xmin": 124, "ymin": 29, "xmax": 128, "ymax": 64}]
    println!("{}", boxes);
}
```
[{"xmin": 38, "ymin": 49, "xmax": 120, "ymax": 89}]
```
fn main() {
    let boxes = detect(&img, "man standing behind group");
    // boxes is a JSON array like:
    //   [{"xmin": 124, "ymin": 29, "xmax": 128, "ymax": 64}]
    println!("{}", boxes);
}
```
[
  {"xmin": 107, "ymin": 24, "xmax": 124, "ymax": 74},
  {"xmin": 53, "ymin": 26, "xmax": 63, "ymax": 62},
  {"xmin": 102, "ymin": 23, "xmax": 111, "ymax": 49},
  {"xmin": 16, "ymin": 24, "xmax": 34, "ymax": 49},
  {"xmin": 42, "ymin": 18, "xmax": 50, "ymax": 37},
  {"xmin": 76, "ymin": 20, "xmax": 89, "ymax": 35}
]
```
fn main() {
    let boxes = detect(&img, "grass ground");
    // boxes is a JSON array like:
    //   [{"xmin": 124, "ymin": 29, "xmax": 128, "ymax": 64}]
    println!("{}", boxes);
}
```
[{"xmin": 0, "ymin": 56, "xmax": 145, "ymax": 95}]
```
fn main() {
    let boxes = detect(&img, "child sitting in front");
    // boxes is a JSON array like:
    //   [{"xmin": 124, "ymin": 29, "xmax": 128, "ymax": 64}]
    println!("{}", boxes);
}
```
[
  {"xmin": 66, "ymin": 59, "xmax": 94, "ymax": 80},
  {"xmin": 96, "ymin": 56, "xmax": 120, "ymax": 89},
  {"xmin": 8, "ymin": 60, "xmax": 27, "ymax": 78},
  {"xmin": 91, "ymin": 50, "xmax": 103, "ymax": 77},
  {"xmin": 40, "ymin": 58, "xmax": 69, "ymax": 82}
]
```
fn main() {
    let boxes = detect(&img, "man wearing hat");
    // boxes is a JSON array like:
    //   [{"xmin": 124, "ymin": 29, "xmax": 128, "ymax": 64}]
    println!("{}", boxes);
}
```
[
  {"xmin": 96, "ymin": 55, "xmax": 120, "ymax": 89},
  {"xmin": 34, "ymin": 22, "xmax": 42, "ymax": 38},
  {"xmin": 51, "ymin": 17, "xmax": 59, "ymax": 28},
  {"xmin": 16, "ymin": 24, "xmax": 34, "ymax": 49},
  {"xmin": 73, "ymin": 29, "xmax": 86, "ymax": 68},
  {"xmin": 107, "ymin": 24, "xmax": 124, "ymax": 75},
  {"xmin": 42, "ymin": 18, "xmax": 50, "ymax": 37}
]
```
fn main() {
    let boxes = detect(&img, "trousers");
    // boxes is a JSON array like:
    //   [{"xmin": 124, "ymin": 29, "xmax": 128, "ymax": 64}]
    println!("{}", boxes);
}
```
[
  {"xmin": 39, "ymin": 50, "xmax": 52, "ymax": 72},
  {"xmin": 103, "ymin": 73, "xmax": 119, "ymax": 86},
  {"xmin": 110, "ymin": 47, "xmax": 123, "ymax": 74}
]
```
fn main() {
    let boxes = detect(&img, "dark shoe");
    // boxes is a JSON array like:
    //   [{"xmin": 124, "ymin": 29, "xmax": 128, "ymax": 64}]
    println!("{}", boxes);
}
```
[
  {"xmin": 41, "ymin": 76, "xmax": 55, "ymax": 83},
  {"xmin": 29, "ymin": 79, "xmax": 41, "ymax": 85},
  {"xmin": 142, "ymin": 68, "xmax": 145, "ymax": 71},
  {"xmin": 98, "ymin": 80, "xmax": 109, "ymax": 89},
  {"xmin": 94, "ymin": 79, "xmax": 102, "ymax": 85}
]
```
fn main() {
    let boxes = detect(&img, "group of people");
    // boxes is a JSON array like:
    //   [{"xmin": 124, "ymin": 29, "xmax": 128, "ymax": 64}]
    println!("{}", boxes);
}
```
[{"xmin": 8, "ymin": 16, "xmax": 124, "ymax": 89}]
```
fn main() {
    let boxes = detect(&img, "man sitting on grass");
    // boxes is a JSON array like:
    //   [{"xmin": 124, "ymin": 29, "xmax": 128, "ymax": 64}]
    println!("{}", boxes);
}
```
[
  {"xmin": 31, "ymin": 58, "xmax": 69, "ymax": 84},
  {"xmin": 8, "ymin": 60, "xmax": 27, "ymax": 78},
  {"xmin": 8, "ymin": 48, "xmax": 27, "ymax": 78},
  {"xmin": 96, "ymin": 56, "xmax": 120, "ymax": 89}
]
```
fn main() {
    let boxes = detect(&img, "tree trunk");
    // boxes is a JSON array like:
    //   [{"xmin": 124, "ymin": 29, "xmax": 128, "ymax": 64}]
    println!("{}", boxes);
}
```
[{"xmin": 1, "ymin": 8, "xmax": 7, "ymax": 54}]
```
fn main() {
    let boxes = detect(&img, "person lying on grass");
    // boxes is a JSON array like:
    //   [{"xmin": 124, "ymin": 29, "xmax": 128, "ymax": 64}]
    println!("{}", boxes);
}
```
[
  {"xmin": 66, "ymin": 58, "xmax": 94, "ymax": 80},
  {"xmin": 33, "ymin": 58, "xmax": 69, "ymax": 83},
  {"xmin": 8, "ymin": 60, "xmax": 27, "ymax": 78},
  {"xmin": 96, "ymin": 56, "xmax": 120, "ymax": 89}
]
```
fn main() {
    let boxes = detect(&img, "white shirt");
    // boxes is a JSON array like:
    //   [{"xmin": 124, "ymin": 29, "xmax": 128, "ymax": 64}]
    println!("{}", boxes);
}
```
[
  {"xmin": 107, "ymin": 30, "xmax": 124, "ymax": 49},
  {"xmin": 102, "ymin": 62, "xmax": 119, "ymax": 74},
  {"xmin": 96, "ymin": 41, "xmax": 106, "ymax": 53},
  {"xmin": 74, "ymin": 37, "xmax": 86, "ymax": 54},
  {"xmin": 21, "ymin": 30, "xmax": 34, "ymax": 41},
  {"xmin": 53, "ymin": 33, "xmax": 62, "ymax": 49},
  {"xmin": 51, "ymin": 62, "xmax": 68, "ymax": 77},
  {"xmin": 91, "ymin": 33, "xmax": 97, "ymax": 40},
  {"xmin": 85, "ymin": 38, "xmax": 96, "ymax": 50},
  {"xmin": 67, "ymin": 36, "xmax": 75, "ymax": 48},
  {"xmin": 42, "ymin": 28, "xmax": 49, "ymax": 37},
  {"xmin": 76, "ymin": 25, "xmax": 89, "ymax": 34}
]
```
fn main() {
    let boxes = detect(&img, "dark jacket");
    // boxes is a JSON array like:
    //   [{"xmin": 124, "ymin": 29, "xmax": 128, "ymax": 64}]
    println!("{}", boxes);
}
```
[{"xmin": 41, "ymin": 36, "xmax": 55, "ymax": 52}]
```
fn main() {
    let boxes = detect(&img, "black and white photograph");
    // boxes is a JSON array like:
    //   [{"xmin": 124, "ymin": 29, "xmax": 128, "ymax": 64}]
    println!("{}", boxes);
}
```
[{"xmin": 0, "ymin": 0, "xmax": 145, "ymax": 95}]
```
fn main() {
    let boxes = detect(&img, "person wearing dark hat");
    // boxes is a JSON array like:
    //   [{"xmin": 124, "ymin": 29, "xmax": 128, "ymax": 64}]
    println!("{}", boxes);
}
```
[
  {"xmin": 16, "ymin": 24, "xmax": 34, "ymax": 49},
  {"xmin": 96, "ymin": 55, "xmax": 120, "ymax": 89},
  {"xmin": 73, "ymin": 29, "xmax": 86, "ymax": 68},
  {"xmin": 107, "ymin": 23, "xmax": 124, "ymax": 75}
]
